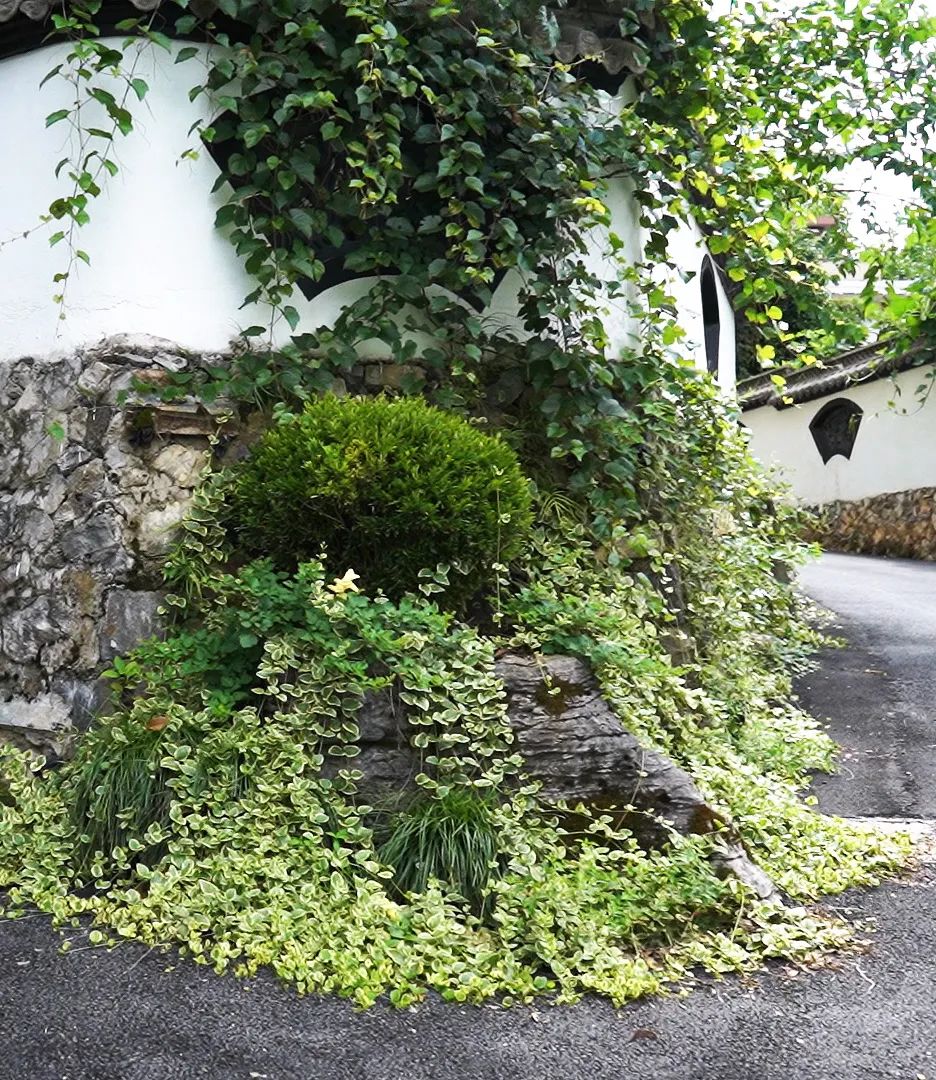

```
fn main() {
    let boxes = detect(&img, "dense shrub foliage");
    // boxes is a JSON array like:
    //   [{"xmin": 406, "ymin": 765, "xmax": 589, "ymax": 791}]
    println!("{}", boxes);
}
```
[
  {"xmin": 0, "ymin": 390, "xmax": 912, "ymax": 1006},
  {"xmin": 227, "ymin": 396, "xmax": 532, "ymax": 603}
]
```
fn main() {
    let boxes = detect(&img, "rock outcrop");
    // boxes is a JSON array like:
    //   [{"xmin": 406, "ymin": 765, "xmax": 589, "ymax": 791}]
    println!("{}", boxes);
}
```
[{"xmin": 342, "ymin": 653, "xmax": 777, "ymax": 899}]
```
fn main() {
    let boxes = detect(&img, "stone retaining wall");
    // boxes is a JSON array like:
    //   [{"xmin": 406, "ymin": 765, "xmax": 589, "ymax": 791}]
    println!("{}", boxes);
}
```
[
  {"xmin": 811, "ymin": 487, "xmax": 936, "ymax": 560},
  {"xmin": 0, "ymin": 335, "xmax": 232, "ymax": 754},
  {"xmin": 0, "ymin": 335, "xmax": 440, "ymax": 753}
]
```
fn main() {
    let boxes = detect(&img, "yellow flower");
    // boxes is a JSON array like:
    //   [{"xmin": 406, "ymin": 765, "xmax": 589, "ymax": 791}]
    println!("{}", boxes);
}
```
[{"xmin": 327, "ymin": 569, "xmax": 361, "ymax": 596}]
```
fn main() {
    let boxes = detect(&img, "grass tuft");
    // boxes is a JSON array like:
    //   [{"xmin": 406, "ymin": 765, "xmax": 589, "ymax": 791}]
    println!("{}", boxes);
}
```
[
  {"xmin": 66, "ymin": 716, "xmax": 172, "ymax": 874},
  {"xmin": 377, "ymin": 789, "xmax": 502, "ymax": 914}
]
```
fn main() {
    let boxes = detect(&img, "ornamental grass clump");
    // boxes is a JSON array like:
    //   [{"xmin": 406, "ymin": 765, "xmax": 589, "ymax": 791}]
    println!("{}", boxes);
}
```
[
  {"xmin": 66, "ymin": 715, "xmax": 173, "ymax": 875},
  {"xmin": 227, "ymin": 395, "xmax": 533, "ymax": 605},
  {"xmin": 376, "ymin": 789, "xmax": 502, "ymax": 915}
]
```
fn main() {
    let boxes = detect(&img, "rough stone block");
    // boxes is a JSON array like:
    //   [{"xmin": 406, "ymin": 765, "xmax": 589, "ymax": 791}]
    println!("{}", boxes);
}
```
[
  {"xmin": 149, "ymin": 443, "xmax": 207, "ymax": 487},
  {"xmin": 60, "ymin": 515, "xmax": 127, "ymax": 570},
  {"xmin": 88, "ymin": 333, "xmax": 193, "ymax": 371},
  {"xmin": 0, "ymin": 693, "xmax": 71, "ymax": 733},
  {"xmin": 325, "ymin": 651, "xmax": 777, "ymax": 898},
  {"xmin": 76, "ymin": 361, "xmax": 117, "ymax": 398},
  {"xmin": 1, "ymin": 596, "xmax": 59, "ymax": 664},
  {"xmin": 50, "ymin": 674, "xmax": 111, "ymax": 730},
  {"xmin": 135, "ymin": 503, "xmax": 189, "ymax": 559},
  {"xmin": 100, "ymin": 589, "xmax": 164, "ymax": 661},
  {"xmin": 364, "ymin": 362, "xmax": 422, "ymax": 390}
]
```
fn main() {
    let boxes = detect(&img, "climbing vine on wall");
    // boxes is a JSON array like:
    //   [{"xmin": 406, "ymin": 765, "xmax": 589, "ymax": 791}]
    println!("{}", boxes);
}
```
[
  {"xmin": 27, "ymin": 2, "xmax": 174, "ymax": 315},
  {"xmin": 28, "ymin": 0, "xmax": 936, "ymax": 534}
]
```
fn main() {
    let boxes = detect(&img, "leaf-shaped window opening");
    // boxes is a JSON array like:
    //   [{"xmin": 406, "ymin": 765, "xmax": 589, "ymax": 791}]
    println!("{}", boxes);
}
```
[
  {"xmin": 809, "ymin": 398, "xmax": 863, "ymax": 464},
  {"xmin": 700, "ymin": 255, "xmax": 720, "ymax": 375},
  {"xmin": 202, "ymin": 111, "xmax": 506, "ymax": 313}
]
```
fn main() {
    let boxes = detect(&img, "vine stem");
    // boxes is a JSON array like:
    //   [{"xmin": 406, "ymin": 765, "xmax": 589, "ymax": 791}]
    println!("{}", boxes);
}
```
[{"xmin": 43, "ymin": 12, "xmax": 160, "ymax": 324}]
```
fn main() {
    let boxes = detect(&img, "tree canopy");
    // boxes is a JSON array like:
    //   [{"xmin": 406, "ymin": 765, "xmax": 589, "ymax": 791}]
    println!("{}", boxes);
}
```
[{"xmin": 625, "ymin": 0, "xmax": 936, "ymax": 369}]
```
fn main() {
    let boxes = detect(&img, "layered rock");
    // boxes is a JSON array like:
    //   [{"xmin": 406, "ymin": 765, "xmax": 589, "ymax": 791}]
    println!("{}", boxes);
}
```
[{"xmin": 343, "ymin": 653, "xmax": 777, "ymax": 898}]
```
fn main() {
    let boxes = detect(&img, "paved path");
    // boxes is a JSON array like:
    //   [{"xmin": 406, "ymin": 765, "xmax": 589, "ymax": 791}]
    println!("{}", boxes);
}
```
[
  {"xmin": 3, "ymin": 552, "xmax": 936, "ymax": 1080},
  {"xmin": 799, "ymin": 553, "xmax": 936, "ymax": 818}
]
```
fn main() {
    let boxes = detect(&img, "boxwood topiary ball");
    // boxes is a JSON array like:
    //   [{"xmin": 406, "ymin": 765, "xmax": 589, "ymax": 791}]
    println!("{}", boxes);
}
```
[{"xmin": 227, "ymin": 395, "xmax": 533, "ymax": 604}]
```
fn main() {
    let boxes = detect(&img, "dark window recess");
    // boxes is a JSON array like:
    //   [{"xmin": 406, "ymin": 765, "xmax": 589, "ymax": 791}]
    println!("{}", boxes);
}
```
[
  {"xmin": 0, "ymin": 3, "xmax": 243, "ymax": 63},
  {"xmin": 809, "ymin": 398, "xmax": 863, "ymax": 464},
  {"xmin": 700, "ymin": 256, "xmax": 720, "ymax": 375},
  {"xmin": 203, "ymin": 132, "xmax": 505, "ymax": 313}
]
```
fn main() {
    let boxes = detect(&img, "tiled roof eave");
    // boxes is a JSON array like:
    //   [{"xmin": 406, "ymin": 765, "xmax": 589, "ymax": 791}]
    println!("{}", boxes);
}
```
[{"xmin": 738, "ymin": 340, "xmax": 935, "ymax": 412}]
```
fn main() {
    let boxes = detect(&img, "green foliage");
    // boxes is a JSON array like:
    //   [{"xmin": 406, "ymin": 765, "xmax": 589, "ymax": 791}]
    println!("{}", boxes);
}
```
[
  {"xmin": 630, "ymin": 0, "xmax": 936, "ymax": 370},
  {"xmin": 193, "ymin": 0, "xmax": 603, "ymax": 316},
  {"xmin": 10, "ymin": 4, "xmax": 722, "ymax": 529},
  {"xmin": 0, "ymin": 404, "xmax": 915, "ymax": 1006},
  {"xmin": 734, "ymin": 219, "xmax": 869, "ymax": 378},
  {"xmin": 26, "ymin": 1, "xmax": 936, "ymax": 387},
  {"xmin": 376, "ymin": 789, "xmax": 501, "ymax": 914},
  {"xmin": 861, "ymin": 217, "xmax": 936, "ymax": 348},
  {"xmin": 3, "ymin": 0, "xmax": 925, "ymax": 1010},
  {"xmin": 226, "ymin": 396, "xmax": 533, "ymax": 603},
  {"xmin": 28, "ymin": 0, "xmax": 936, "ymax": 520},
  {"xmin": 66, "ymin": 712, "xmax": 174, "ymax": 875}
]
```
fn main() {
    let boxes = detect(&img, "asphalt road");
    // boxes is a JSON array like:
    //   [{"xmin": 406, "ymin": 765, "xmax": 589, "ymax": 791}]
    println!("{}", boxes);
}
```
[
  {"xmin": 2, "ymin": 552, "xmax": 936, "ymax": 1080},
  {"xmin": 799, "ymin": 553, "xmax": 936, "ymax": 818}
]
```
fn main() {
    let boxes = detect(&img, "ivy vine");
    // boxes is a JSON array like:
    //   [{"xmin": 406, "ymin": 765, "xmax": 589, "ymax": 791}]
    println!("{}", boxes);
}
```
[
  {"xmin": 0, "ymin": 0, "xmax": 930, "ymax": 1005},
  {"xmin": 20, "ymin": 0, "xmax": 934, "ymax": 540}
]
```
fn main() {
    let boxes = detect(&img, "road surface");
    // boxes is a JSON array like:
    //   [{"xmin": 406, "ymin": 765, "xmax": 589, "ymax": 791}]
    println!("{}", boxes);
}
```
[
  {"xmin": 799, "ymin": 553, "xmax": 936, "ymax": 819},
  {"xmin": 2, "ymin": 552, "xmax": 935, "ymax": 1080}
]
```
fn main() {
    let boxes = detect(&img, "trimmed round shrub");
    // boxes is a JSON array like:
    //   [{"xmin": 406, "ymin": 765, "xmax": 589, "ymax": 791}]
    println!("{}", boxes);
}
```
[{"xmin": 227, "ymin": 395, "xmax": 532, "ymax": 602}]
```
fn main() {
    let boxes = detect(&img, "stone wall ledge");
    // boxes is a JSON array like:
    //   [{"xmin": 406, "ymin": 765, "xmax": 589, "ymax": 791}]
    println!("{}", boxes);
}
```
[
  {"xmin": 809, "ymin": 486, "xmax": 936, "ymax": 560},
  {"xmin": 0, "ymin": 335, "xmax": 227, "ymax": 751},
  {"xmin": 0, "ymin": 335, "xmax": 442, "ymax": 751}
]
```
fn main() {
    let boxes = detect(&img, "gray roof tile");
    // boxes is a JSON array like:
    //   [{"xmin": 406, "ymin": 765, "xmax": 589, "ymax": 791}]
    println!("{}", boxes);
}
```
[{"xmin": 738, "ymin": 339, "xmax": 935, "ymax": 411}]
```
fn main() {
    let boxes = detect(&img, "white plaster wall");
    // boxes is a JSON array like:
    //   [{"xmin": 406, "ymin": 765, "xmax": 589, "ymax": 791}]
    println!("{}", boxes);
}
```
[
  {"xmin": 661, "ymin": 218, "xmax": 736, "ymax": 393},
  {"xmin": 0, "ymin": 41, "xmax": 734, "ymax": 386},
  {"xmin": 580, "ymin": 176, "xmax": 645, "ymax": 356},
  {"xmin": 480, "ymin": 175, "xmax": 647, "ymax": 354},
  {"xmin": 486, "ymin": 179, "xmax": 737, "ymax": 389},
  {"xmin": 743, "ymin": 364, "xmax": 936, "ymax": 504},
  {"xmin": 0, "ymin": 41, "xmax": 364, "ymax": 361}
]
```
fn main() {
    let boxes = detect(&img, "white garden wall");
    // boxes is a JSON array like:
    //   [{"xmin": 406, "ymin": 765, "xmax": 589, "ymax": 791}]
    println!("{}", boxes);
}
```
[
  {"xmin": 0, "ymin": 41, "xmax": 366, "ymax": 359},
  {"xmin": 0, "ymin": 40, "xmax": 734, "ymax": 386},
  {"xmin": 662, "ymin": 216, "xmax": 737, "ymax": 393},
  {"xmin": 743, "ymin": 363, "xmax": 936, "ymax": 505}
]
